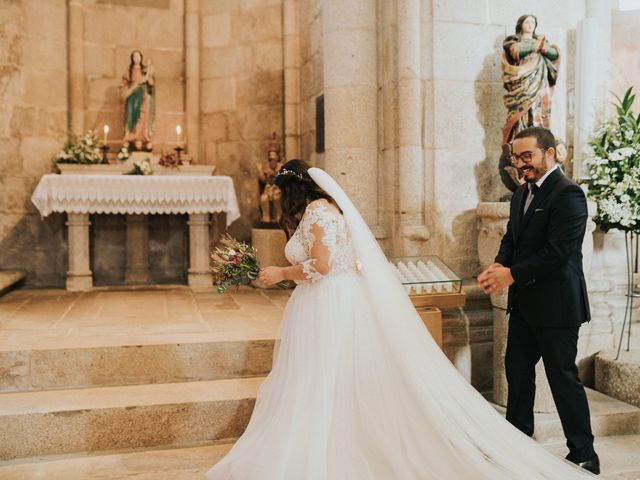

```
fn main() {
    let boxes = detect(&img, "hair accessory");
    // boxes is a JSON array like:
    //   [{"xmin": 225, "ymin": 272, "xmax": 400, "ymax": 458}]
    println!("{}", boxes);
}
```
[{"xmin": 277, "ymin": 168, "xmax": 305, "ymax": 180}]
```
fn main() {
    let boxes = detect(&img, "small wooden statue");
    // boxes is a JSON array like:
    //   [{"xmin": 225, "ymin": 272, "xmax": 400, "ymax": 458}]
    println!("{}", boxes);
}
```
[{"xmin": 257, "ymin": 133, "xmax": 284, "ymax": 226}]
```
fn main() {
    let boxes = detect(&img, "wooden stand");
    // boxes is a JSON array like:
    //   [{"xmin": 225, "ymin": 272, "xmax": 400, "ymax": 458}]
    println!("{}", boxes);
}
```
[{"xmin": 410, "ymin": 287, "xmax": 466, "ymax": 350}]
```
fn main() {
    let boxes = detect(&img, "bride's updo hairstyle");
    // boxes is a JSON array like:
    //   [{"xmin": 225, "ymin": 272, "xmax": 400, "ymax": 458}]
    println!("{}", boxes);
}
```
[{"xmin": 274, "ymin": 159, "xmax": 341, "ymax": 236}]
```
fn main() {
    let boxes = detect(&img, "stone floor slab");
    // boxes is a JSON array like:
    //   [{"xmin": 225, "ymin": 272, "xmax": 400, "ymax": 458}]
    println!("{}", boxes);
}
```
[
  {"xmin": 0, "ymin": 286, "xmax": 286, "ymax": 351},
  {"xmin": 2, "ymin": 435, "xmax": 640, "ymax": 479}
]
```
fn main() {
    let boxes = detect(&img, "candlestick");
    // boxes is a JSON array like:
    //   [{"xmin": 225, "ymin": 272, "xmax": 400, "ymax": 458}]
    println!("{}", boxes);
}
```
[
  {"xmin": 176, "ymin": 125, "xmax": 182, "ymax": 145},
  {"xmin": 174, "ymin": 145, "xmax": 184, "ymax": 163},
  {"xmin": 100, "ymin": 144, "xmax": 110, "ymax": 164},
  {"xmin": 103, "ymin": 124, "xmax": 109, "ymax": 144}
]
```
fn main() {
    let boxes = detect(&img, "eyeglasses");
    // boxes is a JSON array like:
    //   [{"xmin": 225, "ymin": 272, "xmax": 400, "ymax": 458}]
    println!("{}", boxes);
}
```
[{"xmin": 510, "ymin": 148, "xmax": 544, "ymax": 164}]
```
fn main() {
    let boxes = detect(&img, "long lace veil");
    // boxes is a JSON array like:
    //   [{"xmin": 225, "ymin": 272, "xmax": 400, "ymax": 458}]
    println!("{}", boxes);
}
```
[{"xmin": 308, "ymin": 167, "xmax": 593, "ymax": 479}]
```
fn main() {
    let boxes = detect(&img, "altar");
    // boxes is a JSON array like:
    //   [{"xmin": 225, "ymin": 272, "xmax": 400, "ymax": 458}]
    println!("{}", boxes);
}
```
[{"xmin": 31, "ymin": 173, "xmax": 240, "ymax": 291}]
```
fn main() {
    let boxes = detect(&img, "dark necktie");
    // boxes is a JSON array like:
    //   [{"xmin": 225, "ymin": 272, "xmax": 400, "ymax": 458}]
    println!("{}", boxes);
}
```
[{"xmin": 523, "ymin": 182, "xmax": 538, "ymax": 215}]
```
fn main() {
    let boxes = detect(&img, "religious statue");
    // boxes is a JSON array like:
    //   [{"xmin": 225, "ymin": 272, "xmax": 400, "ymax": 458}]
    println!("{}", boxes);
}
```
[
  {"xmin": 257, "ymin": 133, "xmax": 284, "ymax": 226},
  {"xmin": 121, "ymin": 50, "xmax": 155, "ymax": 151},
  {"xmin": 499, "ymin": 14, "xmax": 560, "ymax": 192}
]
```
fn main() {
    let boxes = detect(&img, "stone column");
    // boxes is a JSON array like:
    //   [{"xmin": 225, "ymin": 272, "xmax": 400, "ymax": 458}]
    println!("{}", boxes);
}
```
[
  {"xmin": 322, "ymin": 0, "xmax": 378, "ymax": 226},
  {"xmin": 67, "ymin": 0, "xmax": 84, "ymax": 133},
  {"xmin": 573, "ymin": 0, "xmax": 612, "ymax": 179},
  {"xmin": 397, "ymin": 0, "xmax": 430, "ymax": 251},
  {"xmin": 188, "ymin": 213, "xmax": 212, "ymax": 289},
  {"xmin": 185, "ymin": 0, "xmax": 200, "ymax": 160},
  {"xmin": 125, "ymin": 214, "xmax": 150, "ymax": 284},
  {"xmin": 573, "ymin": 18, "xmax": 599, "ymax": 180},
  {"xmin": 283, "ymin": 0, "xmax": 301, "ymax": 159},
  {"xmin": 66, "ymin": 213, "xmax": 92, "ymax": 291}
]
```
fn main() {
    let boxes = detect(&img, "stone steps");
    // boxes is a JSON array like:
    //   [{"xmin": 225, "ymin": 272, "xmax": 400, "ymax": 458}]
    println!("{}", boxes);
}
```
[
  {"xmin": 0, "ymin": 339, "xmax": 275, "ymax": 393},
  {"xmin": 0, "ymin": 443, "xmax": 234, "ymax": 480},
  {"xmin": 493, "ymin": 388, "xmax": 640, "ymax": 443},
  {"xmin": 2, "ymin": 435, "xmax": 640, "ymax": 480},
  {"xmin": 544, "ymin": 435, "xmax": 640, "ymax": 480},
  {"xmin": 0, "ymin": 377, "xmax": 263, "ymax": 460},
  {"xmin": 3, "ymin": 376, "xmax": 638, "ymax": 462},
  {"xmin": 596, "ymin": 341, "xmax": 640, "ymax": 410},
  {"xmin": 2, "ymin": 287, "xmax": 639, "ymax": 475}
]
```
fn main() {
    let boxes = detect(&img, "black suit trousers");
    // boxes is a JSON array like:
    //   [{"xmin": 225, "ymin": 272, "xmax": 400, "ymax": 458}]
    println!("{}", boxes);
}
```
[{"xmin": 505, "ymin": 308, "xmax": 595, "ymax": 461}]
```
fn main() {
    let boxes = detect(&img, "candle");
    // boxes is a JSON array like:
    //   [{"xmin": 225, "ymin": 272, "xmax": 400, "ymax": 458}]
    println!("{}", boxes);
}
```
[
  {"xmin": 176, "ymin": 125, "xmax": 182, "ymax": 144},
  {"xmin": 103, "ymin": 124, "xmax": 109, "ymax": 143}
]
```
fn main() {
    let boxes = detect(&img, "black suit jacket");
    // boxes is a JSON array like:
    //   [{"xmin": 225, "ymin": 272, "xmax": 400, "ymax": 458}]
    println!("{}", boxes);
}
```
[{"xmin": 495, "ymin": 168, "xmax": 591, "ymax": 328}]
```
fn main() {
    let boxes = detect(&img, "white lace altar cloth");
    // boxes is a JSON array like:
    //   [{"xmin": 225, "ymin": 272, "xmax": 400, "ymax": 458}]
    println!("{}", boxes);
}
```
[{"xmin": 31, "ymin": 174, "xmax": 240, "ymax": 226}]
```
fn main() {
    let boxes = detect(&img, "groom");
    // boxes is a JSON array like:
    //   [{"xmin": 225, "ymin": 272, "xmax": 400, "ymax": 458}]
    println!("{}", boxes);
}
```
[{"xmin": 478, "ymin": 127, "xmax": 599, "ymax": 474}]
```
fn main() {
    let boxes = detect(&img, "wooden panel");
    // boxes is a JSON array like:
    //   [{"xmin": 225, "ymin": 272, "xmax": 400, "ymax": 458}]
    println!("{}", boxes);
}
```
[
  {"xmin": 410, "ymin": 291, "xmax": 466, "ymax": 310},
  {"xmin": 417, "ymin": 307, "xmax": 442, "ymax": 349}
]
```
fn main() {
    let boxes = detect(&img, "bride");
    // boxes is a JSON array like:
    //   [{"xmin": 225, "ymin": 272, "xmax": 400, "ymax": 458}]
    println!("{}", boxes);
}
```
[{"xmin": 206, "ymin": 160, "xmax": 594, "ymax": 479}]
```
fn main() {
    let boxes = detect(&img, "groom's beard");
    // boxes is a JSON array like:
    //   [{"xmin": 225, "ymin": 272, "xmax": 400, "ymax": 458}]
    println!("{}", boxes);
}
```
[{"xmin": 519, "ymin": 164, "xmax": 544, "ymax": 182}]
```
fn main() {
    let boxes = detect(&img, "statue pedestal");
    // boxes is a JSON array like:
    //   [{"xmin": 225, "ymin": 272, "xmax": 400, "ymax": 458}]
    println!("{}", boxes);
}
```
[{"xmin": 251, "ymin": 228, "xmax": 289, "ymax": 289}]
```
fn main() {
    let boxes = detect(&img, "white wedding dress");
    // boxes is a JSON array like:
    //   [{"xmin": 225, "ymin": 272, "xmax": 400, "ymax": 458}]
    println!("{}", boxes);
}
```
[{"xmin": 206, "ymin": 168, "xmax": 593, "ymax": 479}]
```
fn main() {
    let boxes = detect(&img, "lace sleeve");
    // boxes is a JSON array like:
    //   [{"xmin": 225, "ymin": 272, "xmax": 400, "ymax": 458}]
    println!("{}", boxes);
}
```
[{"xmin": 299, "ymin": 202, "xmax": 338, "ymax": 283}]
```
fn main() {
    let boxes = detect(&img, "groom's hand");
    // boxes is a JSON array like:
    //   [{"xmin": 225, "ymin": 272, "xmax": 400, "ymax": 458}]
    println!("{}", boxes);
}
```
[{"xmin": 478, "ymin": 263, "xmax": 514, "ymax": 294}]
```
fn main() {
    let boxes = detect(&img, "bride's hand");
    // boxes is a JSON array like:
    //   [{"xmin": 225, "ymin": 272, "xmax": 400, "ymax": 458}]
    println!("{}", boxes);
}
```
[{"xmin": 259, "ymin": 266, "xmax": 284, "ymax": 286}]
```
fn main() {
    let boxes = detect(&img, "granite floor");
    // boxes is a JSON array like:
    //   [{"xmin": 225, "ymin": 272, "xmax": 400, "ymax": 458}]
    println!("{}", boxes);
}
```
[{"xmin": 0, "ymin": 285, "xmax": 289, "ymax": 352}]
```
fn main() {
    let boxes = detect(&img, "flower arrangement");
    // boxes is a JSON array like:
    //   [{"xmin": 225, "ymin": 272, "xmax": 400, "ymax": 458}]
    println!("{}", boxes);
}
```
[
  {"xmin": 584, "ymin": 87, "xmax": 640, "ymax": 232},
  {"xmin": 211, "ymin": 235, "xmax": 289, "ymax": 294},
  {"xmin": 124, "ymin": 157, "xmax": 153, "ymax": 175},
  {"xmin": 116, "ymin": 145, "xmax": 130, "ymax": 162},
  {"xmin": 53, "ymin": 131, "xmax": 101, "ymax": 164},
  {"xmin": 159, "ymin": 152, "xmax": 181, "ymax": 168}
]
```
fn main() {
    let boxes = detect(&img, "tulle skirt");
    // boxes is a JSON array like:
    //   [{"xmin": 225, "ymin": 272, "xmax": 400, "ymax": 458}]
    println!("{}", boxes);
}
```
[{"xmin": 206, "ymin": 271, "xmax": 592, "ymax": 479}]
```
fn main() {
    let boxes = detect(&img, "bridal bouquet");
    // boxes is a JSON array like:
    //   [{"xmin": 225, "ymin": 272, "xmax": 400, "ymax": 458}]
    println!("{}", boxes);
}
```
[{"xmin": 211, "ymin": 235, "xmax": 288, "ymax": 294}]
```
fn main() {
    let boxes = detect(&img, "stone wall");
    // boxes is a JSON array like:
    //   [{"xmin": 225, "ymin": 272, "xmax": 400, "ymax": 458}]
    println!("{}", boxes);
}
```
[
  {"xmin": 611, "ymin": 8, "xmax": 640, "ymax": 97},
  {"xmin": 200, "ymin": 0, "xmax": 285, "ymax": 240},
  {"xmin": 0, "ymin": 0, "xmax": 286, "ymax": 286},
  {"xmin": 0, "ymin": 0, "xmax": 68, "ymax": 286},
  {"xmin": 421, "ymin": 0, "xmax": 584, "ymax": 280},
  {"xmin": 298, "ymin": 0, "xmax": 323, "ymax": 167},
  {"xmin": 79, "ymin": 0, "xmax": 185, "ymax": 153},
  {"xmin": 360, "ymin": 0, "xmax": 588, "ymax": 391}
]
